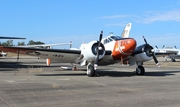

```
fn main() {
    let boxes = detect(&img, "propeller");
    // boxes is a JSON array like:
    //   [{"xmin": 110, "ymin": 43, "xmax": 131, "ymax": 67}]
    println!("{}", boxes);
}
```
[
  {"xmin": 155, "ymin": 45, "xmax": 158, "ymax": 49},
  {"xmin": 94, "ymin": 30, "xmax": 103, "ymax": 69},
  {"xmin": 143, "ymin": 36, "xmax": 160, "ymax": 67},
  {"xmin": 162, "ymin": 45, "xmax": 165, "ymax": 49}
]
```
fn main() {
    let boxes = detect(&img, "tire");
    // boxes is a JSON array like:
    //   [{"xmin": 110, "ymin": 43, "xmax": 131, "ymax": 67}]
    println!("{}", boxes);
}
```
[
  {"xmin": 136, "ymin": 65, "xmax": 145, "ymax": 75},
  {"xmin": 171, "ymin": 58, "xmax": 176, "ymax": 62},
  {"xmin": 87, "ymin": 64, "xmax": 95, "ymax": 77}
]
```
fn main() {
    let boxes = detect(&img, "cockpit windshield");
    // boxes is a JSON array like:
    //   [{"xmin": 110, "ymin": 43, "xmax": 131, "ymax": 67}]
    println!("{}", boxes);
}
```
[
  {"xmin": 102, "ymin": 36, "xmax": 122, "ymax": 44},
  {"xmin": 110, "ymin": 36, "xmax": 121, "ymax": 40}
]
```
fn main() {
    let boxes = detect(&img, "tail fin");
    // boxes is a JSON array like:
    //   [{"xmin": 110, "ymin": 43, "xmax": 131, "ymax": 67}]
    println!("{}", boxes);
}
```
[{"xmin": 121, "ymin": 23, "xmax": 132, "ymax": 38}]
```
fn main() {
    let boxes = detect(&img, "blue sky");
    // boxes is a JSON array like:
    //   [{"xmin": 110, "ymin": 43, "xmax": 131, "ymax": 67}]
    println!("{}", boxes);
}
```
[{"xmin": 0, "ymin": 0, "xmax": 180, "ymax": 49}]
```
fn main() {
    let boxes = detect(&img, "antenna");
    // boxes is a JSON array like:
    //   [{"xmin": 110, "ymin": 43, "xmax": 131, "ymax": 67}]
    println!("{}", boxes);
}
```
[{"xmin": 70, "ymin": 41, "xmax": 72, "ymax": 48}]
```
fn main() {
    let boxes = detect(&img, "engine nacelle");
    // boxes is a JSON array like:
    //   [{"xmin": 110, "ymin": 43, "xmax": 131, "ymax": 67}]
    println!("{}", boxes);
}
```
[
  {"xmin": 132, "ymin": 44, "xmax": 154, "ymax": 62},
  {"xmin": 80, "ymin": 40, "xmax": 105, "ymax": 62}
]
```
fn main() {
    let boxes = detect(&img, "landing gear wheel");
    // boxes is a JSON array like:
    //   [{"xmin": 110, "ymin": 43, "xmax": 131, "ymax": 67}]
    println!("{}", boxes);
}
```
[
  {"xmin": 171, "ymin": 58, "xmax": 176, "ymax": 62},
  {"xmin": 87, "ymin": 64, "xmax": 95, "ymax": 77},
  {"xmin": 135, "ymin": 65, "xmax": 145, "ymax": 75}
]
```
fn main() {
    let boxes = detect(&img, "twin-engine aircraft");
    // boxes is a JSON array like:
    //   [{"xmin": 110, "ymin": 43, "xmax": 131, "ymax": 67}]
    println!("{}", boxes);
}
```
[{"xmin": 0, "ymin": 23, "xmax": 159, "ymax": 77}]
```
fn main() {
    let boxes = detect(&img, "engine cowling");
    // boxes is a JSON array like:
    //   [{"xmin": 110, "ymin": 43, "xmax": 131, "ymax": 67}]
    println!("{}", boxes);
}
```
[
  {"xmin": 80, "ymin": 40, "xmax": 105, "ymax": 62},
  {"xmin": 132, "ymin": 44, "xmax": 154, "ymax": 62}
]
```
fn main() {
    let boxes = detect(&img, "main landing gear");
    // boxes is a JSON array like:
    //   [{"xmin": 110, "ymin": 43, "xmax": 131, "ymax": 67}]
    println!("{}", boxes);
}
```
[
  {"xmin": 171, "ymin": 58, "xmax": 176, "ymax": 62},
  {"xmin": 87, "ymin": 63, "xmax": 98, "ymax": 77},
  {"xmin": 86, "ymin": 63, "xmax": 146, "ymax": 77},
  {"xmin": 135, "ymin": 65, "xmax": 145, "ymax": 75},
  {"xmin": 87, "ymin": 64, "xmax": 95, "ymax": 77}
]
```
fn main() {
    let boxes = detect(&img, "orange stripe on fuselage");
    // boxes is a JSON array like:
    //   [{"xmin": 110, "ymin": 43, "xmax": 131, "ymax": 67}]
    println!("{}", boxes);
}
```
[{"xmin": 112, "ymin": 38, "xmax": 136, "ymax": 60}]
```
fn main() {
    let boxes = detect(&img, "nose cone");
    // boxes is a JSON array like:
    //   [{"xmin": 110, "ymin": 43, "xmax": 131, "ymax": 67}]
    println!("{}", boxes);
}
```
[
  {"xmin": 112, "ymin": 38, "xmax": 137, "ymax": 59},
  {"xmin": 121, "ymin": 38, "xmax": 136, "ymax": 55}
]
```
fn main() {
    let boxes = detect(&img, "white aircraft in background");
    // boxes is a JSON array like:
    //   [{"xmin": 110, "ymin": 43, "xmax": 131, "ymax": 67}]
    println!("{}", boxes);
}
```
[
  {"xmin": 155, "ymin": 46, "xmax": 180, "ymax": 62},
  {"xmin": 0, "ymin": 36, "xmax": 25, "ymax": 56},
  {"xmin": 0, "ymin": 23, "xmax": 159, "ymax": 77},
  {"xmin": 0, "ymin": 51, "xmax": 7, "ymax": 57}
]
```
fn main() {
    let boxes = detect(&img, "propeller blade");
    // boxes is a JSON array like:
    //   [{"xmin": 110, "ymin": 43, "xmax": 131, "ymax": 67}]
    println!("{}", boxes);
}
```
[
  {"xmin": 94, "ymin": 31, "xmax": 103, "ymax": 66},
  {"xmin": 142, "ymin": 36, "xmax": 148, "ymax": 44},
  {"xmin": 149, "ymin": 46, "xmax": 160, "ymax": 67},
  {"xmin": 95, "ymin": 48, "xmax": 100, "ymax": 65},
  {"xmin": 155, "ymin": 45, "xmax": 158, "ymax": 49},
  {"xmin": 152, "ymin": 54, "xmax": 160, "ymax": 67},
  {"xmin": 143, "ymin": 36, "xmax": 160, "ymax": 67},
  {"xmin": 162, "ymin": 45, "xmax": 165, "ymax": 49},
  {"xmin": 99, "ymin": 30, "xmax": 103, "ymax": 42},
  {"xmin": 152, "ymin": 54, "xmax": 158, "ymax": 64}
]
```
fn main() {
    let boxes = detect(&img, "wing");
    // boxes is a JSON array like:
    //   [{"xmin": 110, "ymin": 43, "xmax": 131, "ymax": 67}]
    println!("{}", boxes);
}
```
[
  {"xmin": 0, "ymin": 46, "xmax": 81, "ymax": 63},
  {"xmin": 16, "ymin": 43, "xmax": 72, "ymax": 48},
  {"xmin": 155, "ymin": 49, "xmax": 178, "ymax": 57},
  {"xmin": 0, "ymin": 46, "xmax": 112, "ymax": 64}
]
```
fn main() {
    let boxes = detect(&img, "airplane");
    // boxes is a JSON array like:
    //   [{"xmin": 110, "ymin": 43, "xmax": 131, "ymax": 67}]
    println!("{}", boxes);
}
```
[
  {"xmin": 0, "ymin": 30, "xmax": 159, "ymax": 77},
  {"xmin": 155, "ymin": 46, "xmax": 180, "ymax": 62},
  {"xmin": 0, "ymin": 51, "xmax": 7, "ymax": 57}
]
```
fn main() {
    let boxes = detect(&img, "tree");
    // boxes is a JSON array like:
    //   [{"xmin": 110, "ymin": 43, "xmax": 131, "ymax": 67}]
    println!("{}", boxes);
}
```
[
  {"xmin": 27, "ymin": 40, "xmax": 45, "ymax": 45},
  {"xmin": 7, "ymin": 40, "xmax": 14, "ymax": 46},
  {"xmin": 17, "ymin": 41, "xmax": 26, "ymax": 46},
  {"xmin": 0, "ymin": 40, "xmax": 14, "ymax": 46}
]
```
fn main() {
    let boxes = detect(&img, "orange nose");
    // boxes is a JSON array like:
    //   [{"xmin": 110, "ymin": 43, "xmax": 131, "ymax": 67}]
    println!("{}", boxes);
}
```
[
  {"xmin": 112, "ymin": 38, "xmax": 137, "ymax": 60},
  {"xmin": 121, "ymin": 38, "xmax": 137, "ymax": 55}
]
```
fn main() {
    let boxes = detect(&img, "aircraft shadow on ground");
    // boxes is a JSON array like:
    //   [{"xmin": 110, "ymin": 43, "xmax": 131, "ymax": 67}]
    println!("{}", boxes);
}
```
[
  {"xmin": 35, "ymin": 73, "xmax": 86, "ymax": 76},
  {"xmin": 143, "ymin": 71, "xmax": 180, "ymax": 76},
  {"xmin": 35, "ymin": 69, "xmax": 180, "ymax": 77},
  {"xmin": 0, "ymin": 61, "xmax": 60, "ymax": 71},
  {"xmin": 98, "ymin": 70, "xmax": 180, "ymax": 77},
  {"xmin": 1, "ymin": 61, "xmax": 180, "ymax": 77}
]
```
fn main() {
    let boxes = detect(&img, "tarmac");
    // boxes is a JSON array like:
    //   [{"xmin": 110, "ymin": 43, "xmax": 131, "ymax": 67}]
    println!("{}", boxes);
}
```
[{"xmin": 0, "ymin": 55, "xmax": 180, "ymax": 107}]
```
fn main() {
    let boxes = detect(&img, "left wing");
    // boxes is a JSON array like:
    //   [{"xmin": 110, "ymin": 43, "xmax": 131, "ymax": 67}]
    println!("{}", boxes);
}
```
[
  {"xmin": 0, "ymin": 46, "xmax": 80, "ymax": 63},
  {"xmin": 16, "ymin": 43, "xmax": 72, "ymax": 49}
]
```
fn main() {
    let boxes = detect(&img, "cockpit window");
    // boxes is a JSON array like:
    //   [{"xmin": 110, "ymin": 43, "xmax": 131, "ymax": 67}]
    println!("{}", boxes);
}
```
[
  {"xmin": 103, "ymin": 36, "xmax": 122, "ymax": 44},
  {"xmin": 110, "ymin": 36, "xmax": 121, "ymax": 40},
  {"xmin": 103, "ymin": 39, "xmax": 109, "ymax": 44},
  {"xmin": 108, "ymin": 38, "xmax": 113, "ymax": 42}
]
